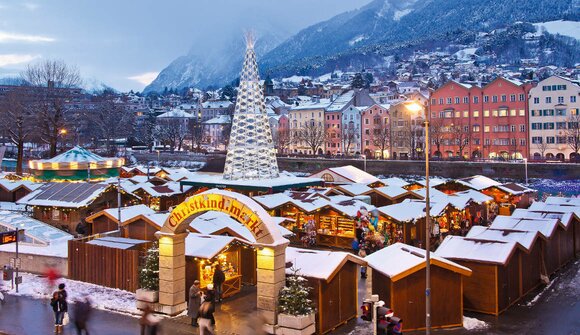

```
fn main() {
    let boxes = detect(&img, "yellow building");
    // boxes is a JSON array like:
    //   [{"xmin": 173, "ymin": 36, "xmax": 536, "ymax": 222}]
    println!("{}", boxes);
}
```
[{"xmin": 288, "ymin": 99, "xmax": 330, "ymax": 154}]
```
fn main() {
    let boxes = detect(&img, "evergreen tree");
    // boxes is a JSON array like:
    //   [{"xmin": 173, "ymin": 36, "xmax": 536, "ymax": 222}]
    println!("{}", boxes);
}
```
[
  {"xmin": 364, "ymin": 72, "xmax": 374, "ymax": 88},
  {"xmin": 139, "ymin": 242, "xmax": 159, "ymax": 290},
  {"xmin": 278, "ymin": 268, "xmax": 315, "ymax": 316},
  {"xmin": 351, "ymin": 73, "xmax": 365, "ymax": 89}
]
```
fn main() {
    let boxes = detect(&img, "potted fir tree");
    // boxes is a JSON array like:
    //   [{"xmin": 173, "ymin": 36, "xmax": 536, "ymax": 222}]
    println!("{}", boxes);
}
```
[
  {"xmin": 277, "ymin": 268, "xmax": 316, "ymax": 335},
  {"xmin": 136, "ymin": 242, "xmax": 159, "ymax": 304}
]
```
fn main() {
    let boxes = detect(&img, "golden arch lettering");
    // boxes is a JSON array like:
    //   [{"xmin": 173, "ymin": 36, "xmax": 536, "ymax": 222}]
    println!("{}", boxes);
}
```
[{"xmin": 165, "ymin": 193, "xmax": 267, "ymax": 238}]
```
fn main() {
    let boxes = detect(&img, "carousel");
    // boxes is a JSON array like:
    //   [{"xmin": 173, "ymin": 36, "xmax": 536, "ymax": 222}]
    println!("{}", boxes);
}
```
[{"xmin": 28, "ymin": 146, "xmax": 124, "ymax": 182}]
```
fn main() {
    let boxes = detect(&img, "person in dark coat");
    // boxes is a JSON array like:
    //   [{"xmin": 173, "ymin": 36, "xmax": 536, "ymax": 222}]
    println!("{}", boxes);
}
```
[
  {"xmin": 198, "ymin": 299, "xmax": 215, "ymax": 335},
  {"xmin": 74, "ymin": 296, "xmax": 92, "ymax": 335},
  {"xmin": 50, "ymin": 283, "xmax": 68, "ymax": 334},
  {"xmin": 188, "ymin": 280, "xmax": 202, "ymax": 327},
  {"xmin": 212, "ymin": 264, "xmax": 225, "ymax": 302}
]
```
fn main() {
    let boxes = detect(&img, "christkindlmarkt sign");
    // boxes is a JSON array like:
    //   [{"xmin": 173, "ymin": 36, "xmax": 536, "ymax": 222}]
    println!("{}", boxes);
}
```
[{"xmin": 167, "ymin": 193, "xmax": 266, "ymax": 239}]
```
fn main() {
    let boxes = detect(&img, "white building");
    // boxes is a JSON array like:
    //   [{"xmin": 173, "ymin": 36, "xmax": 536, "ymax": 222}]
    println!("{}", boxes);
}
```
[
  {"xmin": 341, "ymin": 106, "xmax": 362, "ymax": 155},
  {"xmin": 203, "ymin": 115, "xmax": 231, "ymax": 150},
  {"xmin": 528, "ymin": 76, "xmax": 580, "ymax": 161}
]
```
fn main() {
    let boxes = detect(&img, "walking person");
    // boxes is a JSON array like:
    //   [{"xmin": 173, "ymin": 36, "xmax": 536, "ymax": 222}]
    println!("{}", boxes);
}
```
[
  {"xmin": 198, "ymin": 297, "xmax": 216, "ymax": 335},
  {"xmin": 50, "ymin": 283, "xmax": 68, "ymax": 334},
  {"xmin": 140, "ymin": 305, "xmax": 159, "ymax": 335},
  {"xmin": 188, "ymin": 280, "xmax": 202, "ymax": 327},
  {"xmin": 212, "ymin": 264, "xmax": 225, "ymax": 302},
  {"xmin": 74, "ymin": 296, "xmax": 92, "ymax": 335}
]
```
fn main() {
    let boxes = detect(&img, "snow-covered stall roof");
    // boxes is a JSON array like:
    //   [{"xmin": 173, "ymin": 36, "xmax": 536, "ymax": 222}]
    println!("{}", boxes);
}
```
[
  {"xmin": 544, "ymin": 197, "xmax": 580, "ymax": 206},
  {"xmin": 435, "ymin": 235, "xmax": 520, "ymax": 265},
  {"xmin": 380, "ymin": 177, "xmax": 409, "ymax": 188},
  {"xmin": 0, "ymin": 179, "xmax": 43, "ymax": 192},
  {"xmin": 42, "ymin": 146, "xmax": 107, "ymax": 163},
  {"xmin": 181, "ymin": 172, "xmax": 323, "ymax": 193},
  {"xmin": 366, "ymin": 243, "xmax": 471, "ymax": 281},
  {"xmin": 410, "ymin": 187, "xmax": 448, "ymax": 200},
  {"xmin": 414, "ymin": 177, "xmax": 447, "ymax": 187},
  {"xmin": 17, "ymin": 182, "xmax": 112, "ymax": 208},
  {"xmin": 285, "ymin": 247, "xmax": 365, "ymax": 282},
  {"xmin": 369, "ymin": 185, "xmax": 410, "ymax": 199},
  {"xmin": 253, "ymin": 193, "xmax": 293, "ymax": 209},
  {"xmin": 86, "ymin": 204, "xmax": 155, "ymax": 224},
  {"xmin": 456, "ymin": 175, "xmax": 501, "ymax": 191},
  {"xmin": 86, "ymin": 236, "xmax": 148, "ymax": 250},
  {"xmin": 335, "ymin": 183, "xmax": 372, "ymax": 196},
  {"xmin": 453, "ymin": 190, "xmax": 494, "ymax": 204},
  {"xmin": 496, "ymin": 183, "xmax": 536, "ymax": 195},
  {"xmin": 0, "ymin": 210, "xmax": 72, "ymax": 246},
  {"xmin": 310, "ymin": 165, "xmax": 381, "ymax": 185},
  {"xmin": 378, "ymin": 199, "xmax": 448, "ymax": 223},
  {"xmin": 489, "ymin": 216, "xmax": 559, "ymax": 239},
  {"xmin": 528, "ymin": 202, "xmax": 580, "ymax": 217},
  {"xmin": 511, "ymin": 208, "xmax": 577, "ymax": 230},
  {"xmin": 465, "ymin": 226, "xmax": 540, "ymax": 251},
  {"xmin": 184, "ymin": 234, "xmax": 249, "ymax": 259}
]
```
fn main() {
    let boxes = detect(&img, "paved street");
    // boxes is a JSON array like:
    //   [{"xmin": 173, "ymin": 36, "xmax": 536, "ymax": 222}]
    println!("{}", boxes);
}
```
[{"xmin": 0, "ymin": 260, "xmax": 578, "ymax": 334}]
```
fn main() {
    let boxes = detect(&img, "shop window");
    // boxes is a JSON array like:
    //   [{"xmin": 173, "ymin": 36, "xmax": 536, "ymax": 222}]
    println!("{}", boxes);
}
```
[{"xmin": 52, "ymin": 209, "xmax": 60, "ymax": 221}]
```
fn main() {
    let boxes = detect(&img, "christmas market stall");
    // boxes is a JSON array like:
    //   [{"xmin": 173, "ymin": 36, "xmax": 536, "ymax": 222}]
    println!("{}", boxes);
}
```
[
  {"xmin": 85, "ymin": 204, "xmax": 161, "ymax": 239},
  {"xmin": 184, "ymin": 234, "xmax": 253, "ymax": 300},
  {"xmin": 363, "ymin": 185, "xmax": 420, "ymax": 207},
  {"xmin": 465, "ymin": 226, "xmax": 545, "ymax": 295},
  {"xmin": 17, "ymin": 182, "xmax": 139, "ymax": 233},
  {"xmin": 526, "ymin": 198, "xmax": 580, "ymax": 255},
  {"xmin": 286, "ymin": 247, "xmax": 366, "ymax": 334},
  {"xmin": 68, "ymin": 234, "xmax": 151, "ymax": 292},
  {"xmin": 489, "ymin": 216, "xmax": 565, "ymax": 275},
  {"xmin": 309, "ymin": 165, "xmax": 383, "ymax": 187},
  {"xmin": 377, "ymin": 200, "xmax": 449, "ymax": 248},
  {"xmin": 483, "ymin": 183, "xmax": 537, "ymax": 213},
  {"xmin": 435, "ymin": 235, "xmax": 533, "ymax": 315},
  {"xmin": 0, "ymin": 179, "xmax": 42, "ymax": 202},
  {"xmin": 27, "ymin": 146, "xmax": 124, "ymax": 182},
  {"xmin": 366, "ymin": 243, "xmax": 471, "ymax": 331},
  {"xmin": 132, "ymin": 181, "xmax": 193, "ymax": 211}
]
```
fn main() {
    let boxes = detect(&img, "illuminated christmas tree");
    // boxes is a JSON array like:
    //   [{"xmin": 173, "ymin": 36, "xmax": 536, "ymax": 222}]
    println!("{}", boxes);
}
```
[{"xmin": 223, "ymin": 33, "xmax": 279, "ymax": 180}]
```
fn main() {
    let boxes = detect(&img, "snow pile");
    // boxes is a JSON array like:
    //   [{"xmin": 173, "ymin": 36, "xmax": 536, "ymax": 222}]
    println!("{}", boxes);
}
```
[
  {"xmin": 526, "ymin": 280, "xmax": 556, "ymax": 307},
  {"xmin": 0, "ymin": 272, "xmax": 139, "ymax": 316},
  {"xmin": 463, "ymin": 316, "xmax": 489, "ymax": 330}
]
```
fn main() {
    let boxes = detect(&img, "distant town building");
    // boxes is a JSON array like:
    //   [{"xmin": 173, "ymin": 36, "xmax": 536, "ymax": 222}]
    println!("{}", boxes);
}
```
[{"xmin": 528, "ymin": 76, "xmax": 580, "ymax": 161}]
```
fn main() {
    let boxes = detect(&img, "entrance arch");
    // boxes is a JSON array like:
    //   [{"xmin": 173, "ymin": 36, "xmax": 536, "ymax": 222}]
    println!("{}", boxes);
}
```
[{"xmin": 157, "ymin": 189, "xmax": 288, "ymax": 330}]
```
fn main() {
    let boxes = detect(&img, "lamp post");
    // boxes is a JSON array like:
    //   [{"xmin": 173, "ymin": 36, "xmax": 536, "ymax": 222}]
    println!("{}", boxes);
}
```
[
  {"xmin": 407, "ymin": 101, "xmax": 431, "ymax": 334},
  {"xmin": 523, "ymin": 158, "xmax": 528, "ymax": 185},
  {"xmin": 361, "ymin": 154, "xmax": 367, "ymax": 172},
  {"xmin": 156, "ymin": 150, "xmax": 160, "ymax": 166}
]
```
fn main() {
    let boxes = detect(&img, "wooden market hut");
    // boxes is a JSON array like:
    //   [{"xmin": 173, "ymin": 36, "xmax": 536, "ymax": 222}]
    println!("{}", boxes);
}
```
[
  {"xmin": 435, "ymin": 236, "xmax": 532, "ymax": 315},
  {"xmin": 184, "ymin": 234, "xmax": 254, "ymax": 300},
  {"xmin": 527, "ymin": 199, "xmax": 580, "ymax": 256},
  {"xmin": 377, "ymin": 200, "xmax": 449, "ymax": 247},
  {"xmin": 0, "ymin": 180, "xmax": 42, "ymax": 202},
  {"xmin": 490, "ymin": 215, "xmax": 570, "ymax": 275},
  {"xmin": 309, "ymin": 165, "xmax": 383, "ymax": 187},
  {"xmin": 132, "ymin": 182, "xmax": 192, "ymax": 211},
  {"xmin": 85, "ymin": 204, "xmax": 164, "ymax": 240},
  {"xmin": 363, "ymin": 185, "xmax": 420, "ymax": 207},
  {"xmin": 366, "ymin": 243, "xmax": 472, "ymax": 331},
  {"xmin": 465, "ymin": 226, "xmax": 545, "ymax": 294},
  {"xmin": 285, "ymin": 247, "xmax": 366, "ymax": 334},
  {"xmin": 17, "ymin": 182, "xmax": 139, "ymax": 233}
]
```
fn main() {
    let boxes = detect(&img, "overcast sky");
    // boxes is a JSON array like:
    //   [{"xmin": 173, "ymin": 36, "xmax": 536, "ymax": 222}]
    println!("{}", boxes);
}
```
[{"xmin": 0, "ymin": 0, "xmax": 371, "ymax": 92}]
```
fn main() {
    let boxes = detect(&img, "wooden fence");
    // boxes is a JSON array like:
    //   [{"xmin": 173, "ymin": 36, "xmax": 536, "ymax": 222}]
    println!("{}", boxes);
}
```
[{"xmin": 68, "ymin": 239, "xmax": 142, "ymax": 292}]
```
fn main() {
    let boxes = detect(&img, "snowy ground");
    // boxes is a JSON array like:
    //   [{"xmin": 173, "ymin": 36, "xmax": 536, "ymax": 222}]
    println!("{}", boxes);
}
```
[
  {"xmin": 0, "ymin": 272, "xmax": 139, "ymax": 316},
  {"xmin": 346, "ymin": 316, "xmax": 488, "ymax": 334}
]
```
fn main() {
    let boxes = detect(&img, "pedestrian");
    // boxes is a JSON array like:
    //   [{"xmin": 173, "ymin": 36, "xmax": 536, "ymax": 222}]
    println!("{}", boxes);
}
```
[
  {"xmin": 74, "ymin": 295, "xmax": 92, "ymax": 335},
  {"xmin": 212, "ymin": 264, "xmax": 225, "ymax": 302},
  {"xmin": 198, "ymin": 298, "xmax": 216, "ymax": 335},
  {"xmin": 204, "ymin": 285, "xmax": 217, "ymax": 326},
  {"xmin": 188, "ymin": 280, "xmax": 202, "ymax": 327},
  {"xmin": 139, "ymin": 305, "xmax": 159, "ymax": 335},
  {"xmin": 50, "ymin": 283, "xmax": 68, "ymax": 334}
]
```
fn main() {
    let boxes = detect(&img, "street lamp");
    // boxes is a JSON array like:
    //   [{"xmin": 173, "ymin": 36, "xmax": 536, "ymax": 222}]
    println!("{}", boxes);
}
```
[
  {"xmin": 156, "ymin": 150, "xmax": 160, "ymax": 166},
  {"xmin": 523, "ymin": 158, "xmax": 528, "ymax": 185},
  {"xmin": 360, "ymin": 154, "xmax": 367, "ymax": 172},
  {"xmin": 407, "ymin": 101, "xmax": 431, "ymax": 334}
]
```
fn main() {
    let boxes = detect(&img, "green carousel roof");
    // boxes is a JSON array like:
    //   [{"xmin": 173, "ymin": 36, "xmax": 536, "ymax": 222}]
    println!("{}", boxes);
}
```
[{"xmin": 28, "ymin": 146, "xmax": 124, "ymax": 181}]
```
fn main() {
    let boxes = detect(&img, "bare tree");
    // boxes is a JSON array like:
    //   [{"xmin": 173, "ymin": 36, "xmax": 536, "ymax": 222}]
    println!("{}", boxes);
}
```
[
  {"xmin": 296, "ymin": 121, "xmax": 326, "ymax": 155},
  {"xmin": 275, "ymin": 128, "xmax": 292, "ymax": 154},
  {"xmin": 565, "ymin": 114, "xmax": 580, "ymax": 157},
  {"xmin": 87, "ymin": 97, "xmax": 135, "ymax": 155},
  {"xmin": 449, "ymin": 122, "xmax": 469, "ymax": 158},
  {"xmin": 371, "ymin": 116, "xmax": 390, "ymax": 159},
  {"xmin": 428, "ymin": 118, "xmax": 445, "ymax": 157},
  {"xmin": 341, "ymin": 122, "xmax": 357, "ymax": 156},
  {"xmin": 0, "ymin": 89, "xmax": 34, "ymax": 175},
  {"xmin": 135, "ymin": 111, "xmax": 157, "ymax": 152},
  {"xmin": 156, "ymin": 119, "xmax": 189, "ymax": 152},
  {"xmin": 21, "ymin": 60, "xmax": 82, "ymax": 157},
  {"xmin": 188, "ymin": 119, "xmax": 205, "ymax": 152},
  {"xmin": 535, "ymin": 140, "xmax": 549, "ymax": 158}
]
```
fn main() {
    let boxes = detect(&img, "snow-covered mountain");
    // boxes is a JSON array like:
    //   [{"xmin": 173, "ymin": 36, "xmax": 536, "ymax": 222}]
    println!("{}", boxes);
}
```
[
  {"xmin": 144, "ymin": 29, "xmax": 287, "ymax": 93},
  {"xmin": 261, "ymin": 0, "xmax": 578, "ymax": 76}
]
